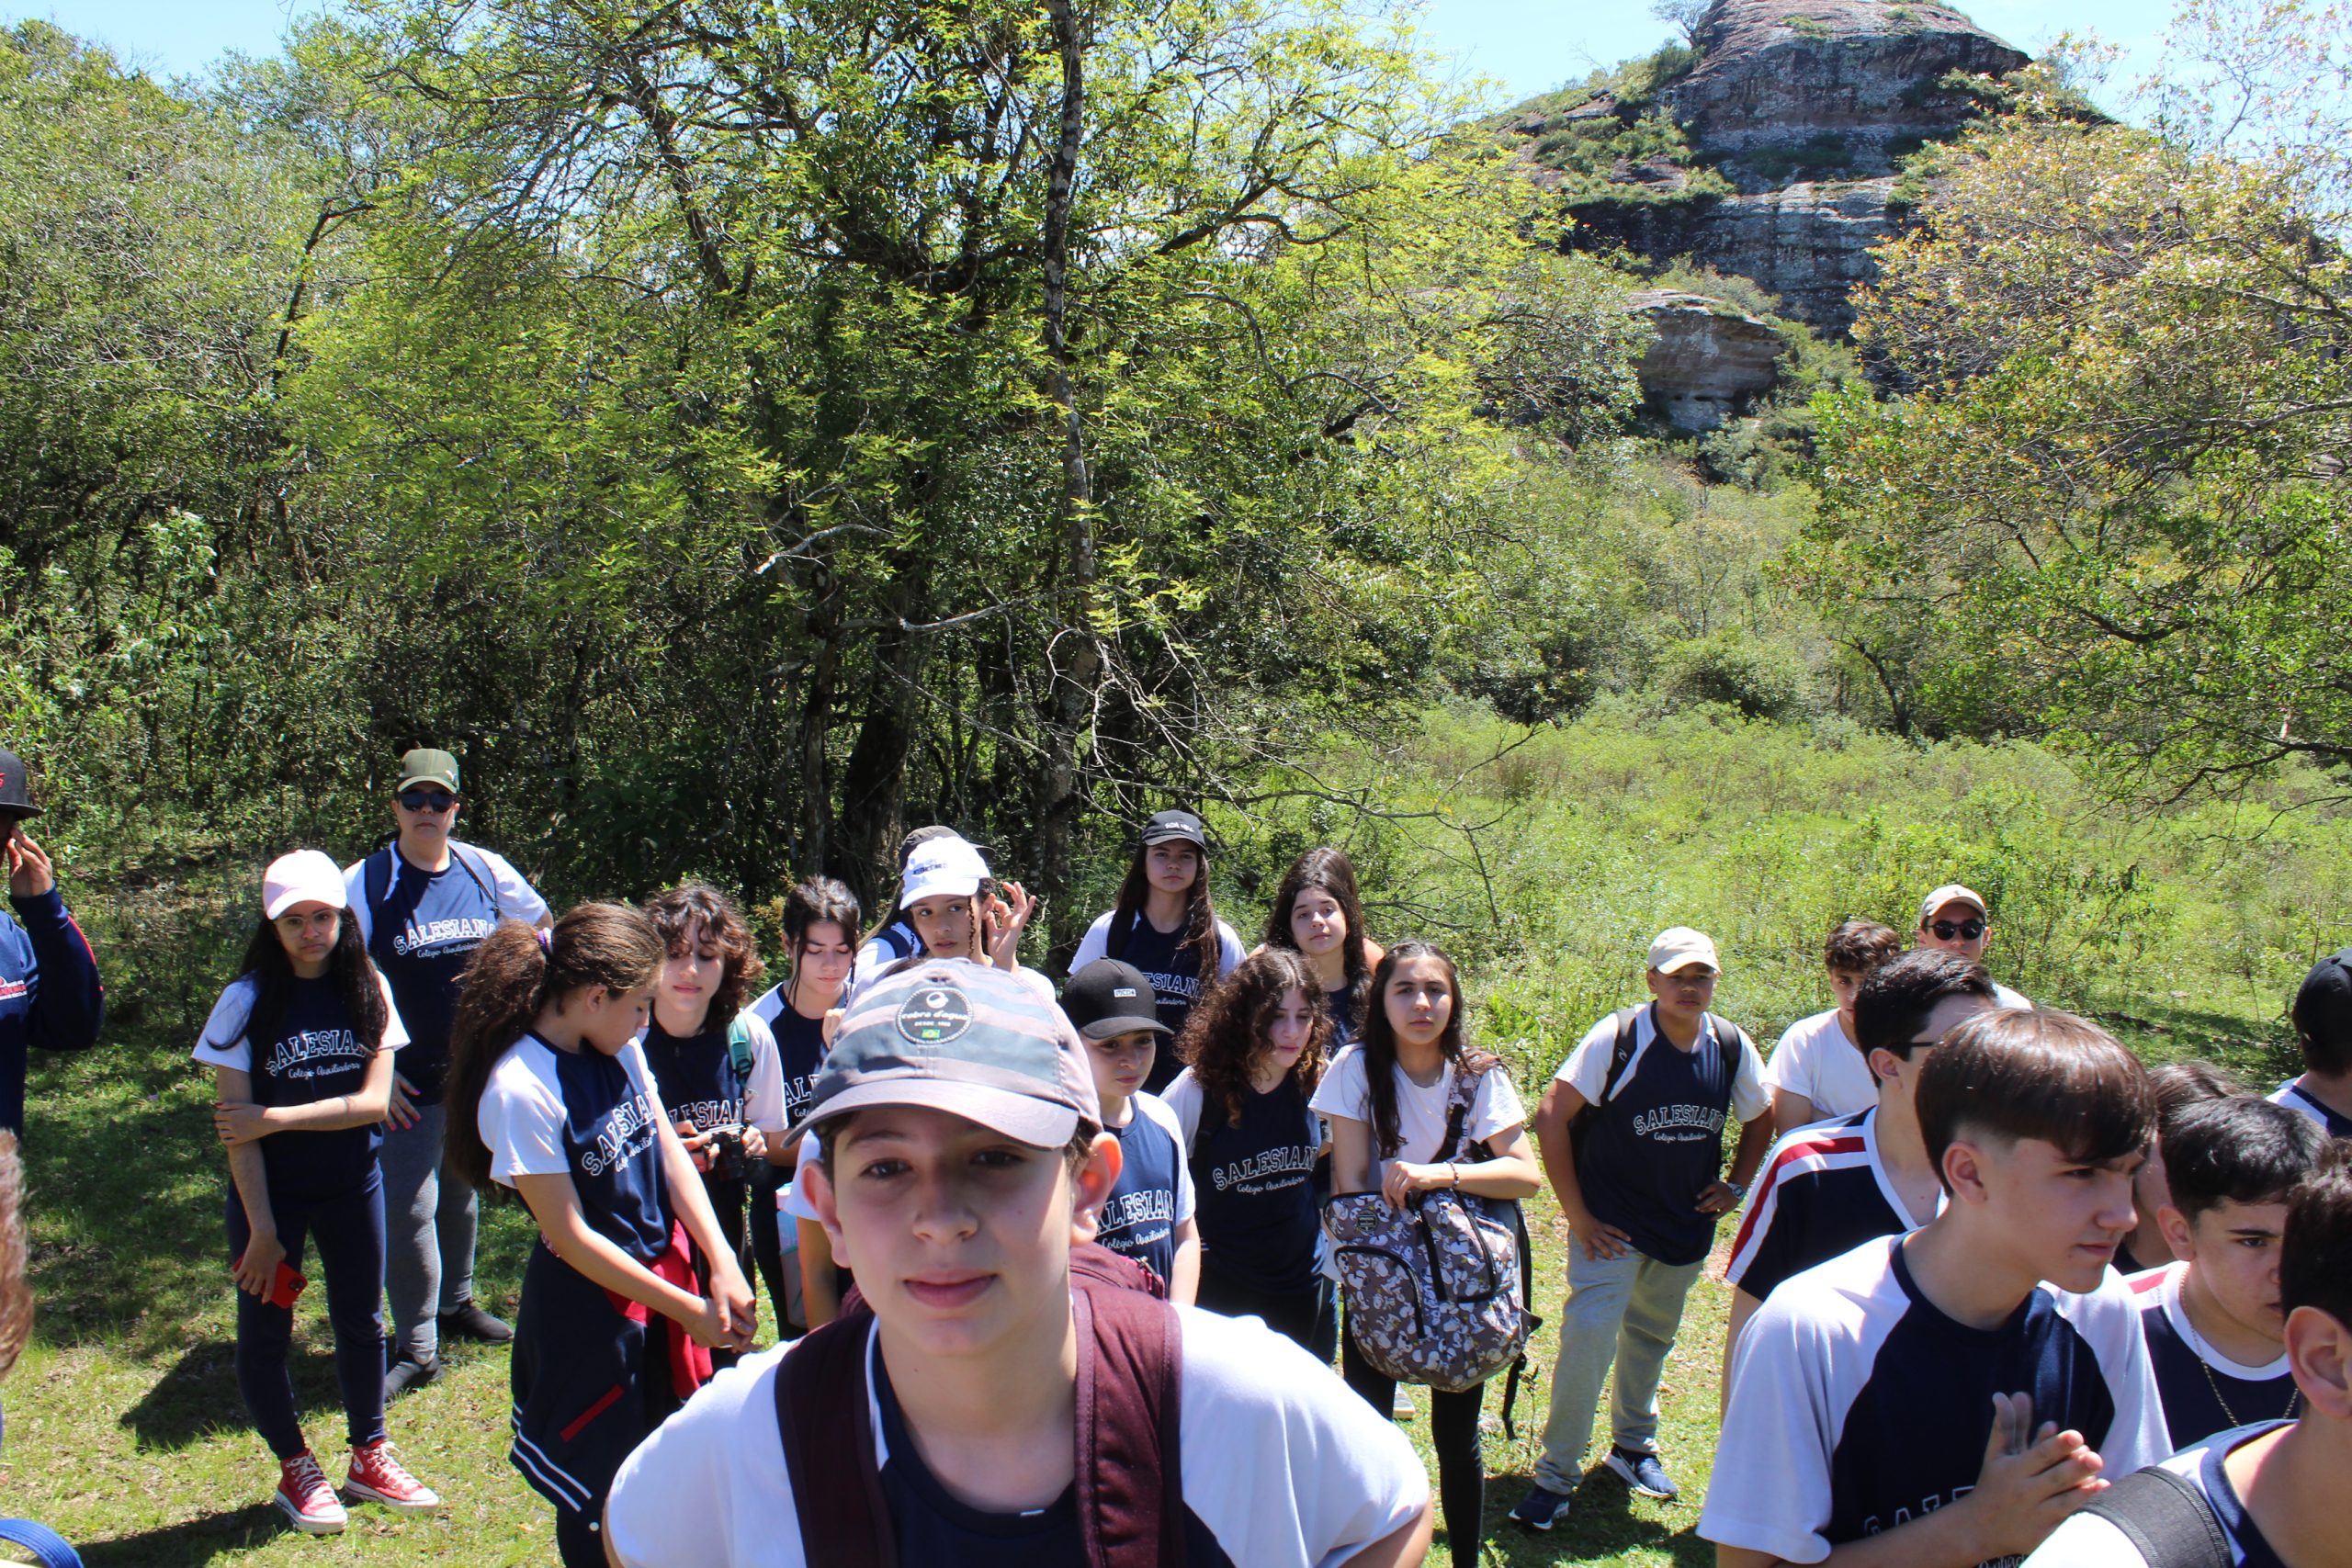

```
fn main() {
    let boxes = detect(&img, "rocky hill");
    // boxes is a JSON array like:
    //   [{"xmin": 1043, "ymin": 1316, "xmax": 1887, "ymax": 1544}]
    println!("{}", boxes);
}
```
[{"xmin": 1500, "ymin": 0, "xmax": 2031, "ymax": 341}]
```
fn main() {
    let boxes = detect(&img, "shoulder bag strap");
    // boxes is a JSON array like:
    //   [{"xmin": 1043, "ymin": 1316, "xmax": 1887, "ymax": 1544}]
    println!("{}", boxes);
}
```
[
  {"xmin": 1439, "ymin": 1058, "xmax": 1483, "ymax": 1163},
  {"xmin": 0, "ymin": 1520, "xmax": 81, "ymax": 1568},
  {"xmin": 452, "ymin": 843, "xmax": 503, "ymax": 920},
  {"xmin": 773, "ymin": 1308, "xmax": 894, "ymax": 1568},
  {"xmin": 727, "ymin": 1013, "xmax": 756, "ymax": 1080},
  {"xmin": 2081, "ymin": 1465, "xmax": 2233, "ymax": 1568},
  {"xmin": 1071, "ymin": 1275, "xmax": 1186, "ymax": 1568}
]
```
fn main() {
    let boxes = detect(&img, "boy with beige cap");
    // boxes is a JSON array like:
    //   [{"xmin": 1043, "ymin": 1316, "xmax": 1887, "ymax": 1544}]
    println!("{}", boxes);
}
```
[{"xmin": 1510, "ymin": 927, "xmax": 1775, "ymax": 1532}]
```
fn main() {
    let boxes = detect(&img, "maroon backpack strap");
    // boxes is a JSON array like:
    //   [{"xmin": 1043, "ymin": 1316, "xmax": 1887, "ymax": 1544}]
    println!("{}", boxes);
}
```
[
  {"xmin": 1069, "ymin": 1238, "xmax": 1168, "ymax": 1300},
  {"xmin": 773, "ymin": 1306, "xmax": 894, "ymax": 1568},
  {"xmin": 1071, "ymin": 1271, "xmax": 1186, "ymax": 1568}
]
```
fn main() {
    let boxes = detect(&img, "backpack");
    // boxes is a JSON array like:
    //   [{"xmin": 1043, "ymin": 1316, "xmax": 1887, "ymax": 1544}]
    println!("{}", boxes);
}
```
[
  {"xmin": 1325, "ymin": 1062, "xmax": 1536, "ymax": 1405},
  {"xmin": 2079, "ymin": 1465, "xmax": 2233, "ymax": 1568},
  {"xmin": 725, "ymin": 1013, "xmax": 756, "ymax": 1081},
  {"xmin": 775, "ymin": 1242, "xmax": 1183, "ymax": 1567}
]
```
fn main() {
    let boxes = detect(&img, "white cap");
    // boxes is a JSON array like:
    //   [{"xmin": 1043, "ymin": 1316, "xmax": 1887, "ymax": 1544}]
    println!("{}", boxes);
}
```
[
  {"xmin": 263, "ymin": 850, "xmax": 349, "ymax": 920},
  {"xmin": 899, "ymin": 836, "xmax": 989, "ymax": 908},
  {"xmin": 1917, "ymin": 885, "xmax": 1988, "ymax": 928},
  {"xmin": 1647, "ymin": 926, "xmax": 1720, "ymax": 975}
]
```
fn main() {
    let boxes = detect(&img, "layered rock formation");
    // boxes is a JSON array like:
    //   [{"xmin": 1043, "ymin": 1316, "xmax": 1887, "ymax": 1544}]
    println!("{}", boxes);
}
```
[
  {"xmin": 1625, "ymin": 290, "xmax": 1786, "ymax": 431},
  {"xmin": 1509, "ymin": 0, "xmax": 2031, "ymax": 337}
]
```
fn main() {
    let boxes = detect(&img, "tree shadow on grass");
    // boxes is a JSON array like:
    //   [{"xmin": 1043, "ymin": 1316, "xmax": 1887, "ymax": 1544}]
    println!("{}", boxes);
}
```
[
  {"xmin": 119, "ymin": 1337, "xmax": 350, "ymax": 1452},
  {"xmin": 72, "ymin": 1503, "xmax": 284, "ymax": 1567}
]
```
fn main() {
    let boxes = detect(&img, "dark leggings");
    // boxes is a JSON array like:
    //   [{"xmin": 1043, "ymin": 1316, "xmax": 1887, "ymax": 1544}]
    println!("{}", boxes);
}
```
[
  {"xmin": 1342, "ymin": 1328, "xmax": 1485, "ymax": 1568},
  {"xmin": 225, "ymin": 1176, "xmax": 389, "ymax": 1460},
  {"xmin": 1195, "ymin": 1265, "xmax": 1339, "ymax": 1364},
  {"xmin": 556, "ymin": 1506, "xmax": 603, "ymax": 1567}
]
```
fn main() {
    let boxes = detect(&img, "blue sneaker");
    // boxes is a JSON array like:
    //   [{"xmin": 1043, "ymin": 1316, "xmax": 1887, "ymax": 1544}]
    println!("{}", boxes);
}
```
[
  {"xmin": 1507, "ymin": 1483, "xmax": 1573, "ymax": 1532},
  {"xmin": 1606, "ymin": 1447, "xmax": 1681, "ymax": 1501}
]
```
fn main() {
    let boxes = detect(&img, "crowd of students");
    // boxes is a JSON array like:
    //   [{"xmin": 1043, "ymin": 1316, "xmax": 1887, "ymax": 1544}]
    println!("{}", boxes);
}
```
[{"xmin": 6, "ymin": 737, "xmax": 2351, "ymax": 1567}]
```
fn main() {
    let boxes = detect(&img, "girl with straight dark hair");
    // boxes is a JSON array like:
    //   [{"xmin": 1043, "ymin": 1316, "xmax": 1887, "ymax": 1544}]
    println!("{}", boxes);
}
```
[
  {"xmin": 1069, "ymin": 810, "xmax": 1245, "ymax": 1092},
  {"xmin": 1261, "ymin": 846, "xmax": 1383, "ymax": 1044}
]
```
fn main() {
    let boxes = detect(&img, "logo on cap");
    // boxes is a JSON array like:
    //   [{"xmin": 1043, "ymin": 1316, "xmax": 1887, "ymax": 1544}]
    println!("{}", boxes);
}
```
[{"xmin": 898, "ymin": 985, "xmax": 973, "ymax": 1044}]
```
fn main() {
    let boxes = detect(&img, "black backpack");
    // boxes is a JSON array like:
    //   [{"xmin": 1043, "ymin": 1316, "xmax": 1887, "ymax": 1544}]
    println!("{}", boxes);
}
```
[
  {"xmin": 2079, "ymin": 1466, "xmax": 2233, "ymax": 1568},
  {"xmin": 1568, "ymin": 1005, "xmax": 1749, "ymax": 1150}
]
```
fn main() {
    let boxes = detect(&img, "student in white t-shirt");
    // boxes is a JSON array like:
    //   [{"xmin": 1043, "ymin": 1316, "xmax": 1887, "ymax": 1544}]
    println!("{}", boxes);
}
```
[
  {"xmin": 443, "ymin": 904, "xmax": 755, "ymax": 1568},
  {"xmin": 1313, "ymin": 940, "xmax": 1542, "ymax": 1568},
  {"xmin": 1701, "ymin": 1008, "xmax": 2170, "ymax": 1568},
  {"xmin": 2024, "ymin": 1145, "xmax": 2352, "ymax": 1568},
  {"xmin": 604, "ymin": 962, "xmax": 1434, "ymax": 1568},
  {"xmin": 1767, "ymin": 919, "xmax": 1903, "ymax": 1135}
]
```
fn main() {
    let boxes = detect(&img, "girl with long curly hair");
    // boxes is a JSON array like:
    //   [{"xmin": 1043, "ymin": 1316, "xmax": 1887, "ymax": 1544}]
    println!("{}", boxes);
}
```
[{"xmin": 1162, "ymin": 948, "xmax": 1338, "ymax": 1358}]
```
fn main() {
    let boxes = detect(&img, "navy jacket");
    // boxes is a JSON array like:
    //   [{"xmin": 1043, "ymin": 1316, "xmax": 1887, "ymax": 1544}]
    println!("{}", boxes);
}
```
[{"xmin": 0, "ymin": 890, "xmax": 105, "ymax": 1134}]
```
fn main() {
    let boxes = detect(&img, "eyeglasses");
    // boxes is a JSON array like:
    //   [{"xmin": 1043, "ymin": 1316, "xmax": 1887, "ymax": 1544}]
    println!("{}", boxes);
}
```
[
  {"xmin": 1928, "ymin": 919, "xmax": 1986, "ymax": 941},
  {"xmin": 397, "ymin": 789, "xmax": 458, "ymax": 813}
]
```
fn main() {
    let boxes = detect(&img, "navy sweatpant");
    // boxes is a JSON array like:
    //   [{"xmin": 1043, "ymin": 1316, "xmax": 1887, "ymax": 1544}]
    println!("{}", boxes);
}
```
[
  {"xmin": 511, "ymin": 1241, "xmax": 683, "ymax": 1568},
  {"xmin": 224, "ymin": 1174, "xmax": 389, "ymax": 1460}
]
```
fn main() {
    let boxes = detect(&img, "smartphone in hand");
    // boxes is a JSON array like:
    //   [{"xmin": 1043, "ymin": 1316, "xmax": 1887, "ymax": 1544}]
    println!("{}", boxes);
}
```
[{"xmin": 232, "ymin": 1254, "xmax": 307, "ymax": 1309}]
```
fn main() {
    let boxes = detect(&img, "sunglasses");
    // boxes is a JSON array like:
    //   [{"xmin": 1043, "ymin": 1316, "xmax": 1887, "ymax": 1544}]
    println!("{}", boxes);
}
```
[
  {"xmin": 397, "ymin": 789, "xmax": 458, "ymax": 813},
  {"xmin": 1928, "ymin": 919, "xmax": 1986, "ymax": 941}
]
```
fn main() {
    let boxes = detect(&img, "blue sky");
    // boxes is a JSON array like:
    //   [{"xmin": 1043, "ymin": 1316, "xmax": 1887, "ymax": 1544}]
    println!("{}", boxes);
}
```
[{"xmin": 21, "ymin": 0, "xmax": 2175, "ymax": 110}]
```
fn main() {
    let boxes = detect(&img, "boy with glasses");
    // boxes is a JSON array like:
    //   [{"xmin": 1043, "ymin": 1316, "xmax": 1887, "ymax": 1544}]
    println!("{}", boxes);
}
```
[
  {"xmin": 345, "ymin": 747, "xmax": 550, "ymax": 1395},
  {"xmin": 1723, "ymin": 951, "xmax": 1997, "ymax": 1378},
  {"xmin": 1510, "ymin": 928, "xmax": 1775, "ymax": 1532},
  {"xmin": 1701, "ymin": 1009, "xmax": 2168, "ymax": 1568},
  {"xmin": 1915, "ymin": 885, "xmax": 2031, "ymax": 1010}
]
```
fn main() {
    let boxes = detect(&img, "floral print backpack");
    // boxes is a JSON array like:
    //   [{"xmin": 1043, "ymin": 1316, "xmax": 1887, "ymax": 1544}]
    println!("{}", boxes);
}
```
[{"xmin": 1324, "ymin": 1061, "xmax": 1537, "ymax": 1412}]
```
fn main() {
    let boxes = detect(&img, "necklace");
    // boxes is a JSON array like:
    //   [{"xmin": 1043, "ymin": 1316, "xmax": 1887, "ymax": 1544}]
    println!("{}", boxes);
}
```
[{"xmin": 2199, "ymin": 1353, "xmax": 2299, "ymax": 1426}]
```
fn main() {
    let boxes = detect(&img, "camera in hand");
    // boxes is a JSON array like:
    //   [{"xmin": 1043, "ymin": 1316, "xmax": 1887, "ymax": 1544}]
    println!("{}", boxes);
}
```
[{"xmin": 707, "ymin": 1123, "xmax": 752, "ymax": 1181}]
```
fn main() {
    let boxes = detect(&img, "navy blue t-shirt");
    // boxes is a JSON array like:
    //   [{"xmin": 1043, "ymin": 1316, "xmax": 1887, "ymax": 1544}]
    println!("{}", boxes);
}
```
[
  {"xmin": 872, "ymin": 1348, "xmax": 1231, "ymax": 1566},
  {"xmin": 485, "ymin": 1036, "xmax": 671, "ymax": 1263},
  {"xmin": 2133, "ymin": 1266, "xmax": 2300, "ymax": 1447},
  {"xmin": 640, "ymin": 1018, "xmax": 751, "ymax": 1137},
  {"xmin": 1325, "ymin": 985, "xmax": 1362, "ymax": 1048},
  {"xmin": 198, "ymin": 973, "xmax": 394, "ymax": 1202},
  {"xmin": 1103, "ymin": 917, "xmax": 1205, "ymax": 1090},
  {"xmin": 1725, "ymin": 1110, "xmax": 1928, "ymax": 1303},
  {"xmin": 1572, "ymin": 1010, "xmax": 1757, "ymax": 1266},
  {"xmin": 348, "ymin": 843, "xmax": 545, "ymax": 1102},
  {"xmin": 2272, "ymin": 1079, "xmax": 2352, "ymax": 1140},
  {"xmin": 1095, "ymin": 1098, "xmax": 1192, "ymax": 1284},
  {"xmin": 772, "ymin": 1008, "xmax": 826, "ymax": 1128},
  {"xmin": 0, "ymin": 888, "xmax": 105, "ymax": 1135},
  {"xmin": 1183, "ymin": 1077, "xmax": 1324, "ymax": 1294}
]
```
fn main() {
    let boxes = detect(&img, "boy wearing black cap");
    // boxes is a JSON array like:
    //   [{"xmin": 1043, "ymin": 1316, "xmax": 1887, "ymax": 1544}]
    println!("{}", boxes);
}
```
[
  {"xmin": 0, "ymin": 746, "xmax": 103, "ymax": 1136},
  {"xmin": 1069, "ymin": 810, "xmax": 1246, "ymax": 1090},
  {"xmin": 602, "ymin": 963, "xmax": 1433, "ymax": 1567},
  {"xmin": 1063, "ymin": 958, "xmax": 1200, "ymax": 1302},
  {"xmin": 2275, "ymin": 950, "xmax": 2352, "ymax": 1140}
]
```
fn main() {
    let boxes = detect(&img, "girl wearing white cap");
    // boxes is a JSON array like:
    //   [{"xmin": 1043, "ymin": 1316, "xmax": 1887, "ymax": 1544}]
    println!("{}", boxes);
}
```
[
  {"xmin": 194, "ymin": 851, "xmax": 441, "ymax": 1536},
  {"xmin": 885, "ymin": 835, "xmax": 1055, "ymax": 1004}
]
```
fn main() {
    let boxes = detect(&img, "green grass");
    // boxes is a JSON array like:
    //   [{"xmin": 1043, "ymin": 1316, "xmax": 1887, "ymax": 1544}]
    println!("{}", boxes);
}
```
[{"xmin": 10, "ymin": 701, "xmax": 2345, "ymax": 1562}]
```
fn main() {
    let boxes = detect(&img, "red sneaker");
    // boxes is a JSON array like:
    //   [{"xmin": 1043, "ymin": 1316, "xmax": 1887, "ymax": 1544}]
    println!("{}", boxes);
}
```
[
  {"xmin": 344, "ymin": 1438, "xmax": 442, "ymax": 1514},
  {"xmin": 275, "ymin": 1450, "xmax": 349, "ymax": 1535}
]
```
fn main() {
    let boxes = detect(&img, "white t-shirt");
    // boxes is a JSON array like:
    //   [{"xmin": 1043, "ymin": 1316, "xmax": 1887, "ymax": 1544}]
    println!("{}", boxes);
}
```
[
  {"xmin": 477, "ymin": 1035, "xmax": 668, "ymax": 1186},
  {"xmin": 604, "ymin": 1305, "xmax": 1429, "ymax": 1568},
  {"xmin": 1992, "ymin": 979, "xmax": 2032, "ymax": 1010},
  {"xmin": 1763, "ymin": 1008, "xmax": 1877, "ymax": 1121},
  {"xmin": 1701, "ymin": 1235, "xmax": 2169, "ymax": 1565},
  {"xmin": 191, "ymin": 971, "xmax": 409, "ymax": 1071},
  {"xmin": 1309, "ymin": 1043, "xmax": 1527, "ymax": 1186}
]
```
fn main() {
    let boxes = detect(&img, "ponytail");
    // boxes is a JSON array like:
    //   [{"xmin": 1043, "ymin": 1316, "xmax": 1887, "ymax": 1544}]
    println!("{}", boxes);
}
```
[{"xmin": 444, "ymin": 903, "xmax": 664, "ymax": 1189}]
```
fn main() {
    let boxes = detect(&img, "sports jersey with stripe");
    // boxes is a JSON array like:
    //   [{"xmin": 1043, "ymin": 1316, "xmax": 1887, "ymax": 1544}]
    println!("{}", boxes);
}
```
[
  {"xmin": 2267, "ymin": 1078, "xmax": 2352, "ymax": 1140},
  {"xmin": 745, "ymin": 985, "xmax": 830, "ymax": 1128},
  {"xmin": 479, "ymin": 1034, "xmax": 671, "ymax": 1261},
  {"xmin": 2020, "ymin": 1420, "xmax": 2291, "ymax": 1568},
  {"xmin": 2128, "ymin": 1263, "xmax": 2298, "ymax": 1448},
  {"xmin": 0, "ymin": 886, "xmax": 105, "ymax": 1134},
  {"xmin": 1726, "ymin": 1108, "xmax": 1938, "ymax": 1302},
  {"xmin": 1701, "ymin": 1235, "xmax": 2170, "ymax": 1565}
]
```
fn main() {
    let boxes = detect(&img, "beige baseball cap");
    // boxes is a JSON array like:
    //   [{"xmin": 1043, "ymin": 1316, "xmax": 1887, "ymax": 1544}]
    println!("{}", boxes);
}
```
[
  {"xmin": 1917, "ymin": 885, "xmax": 1988, "ymax": 928},
  {"xmin": 1647, "ymin": 927, "xmax": 1721, "ymax": 975}
]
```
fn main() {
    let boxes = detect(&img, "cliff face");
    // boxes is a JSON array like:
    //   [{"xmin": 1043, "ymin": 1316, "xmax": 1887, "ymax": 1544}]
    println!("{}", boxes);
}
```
[
  {"xmin": 1512, "ymin": 0, "xmax": 2031, "ymax": 338},
  {"xmin": 1625, "ymin": 290, "xmax": 1787, "ymax": 431}
]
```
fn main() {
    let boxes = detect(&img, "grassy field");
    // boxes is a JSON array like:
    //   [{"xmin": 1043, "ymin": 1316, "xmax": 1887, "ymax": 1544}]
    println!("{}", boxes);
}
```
[{"xmin": 7, "ymin": 702, "xmax": 2345, "ymax": 1563}]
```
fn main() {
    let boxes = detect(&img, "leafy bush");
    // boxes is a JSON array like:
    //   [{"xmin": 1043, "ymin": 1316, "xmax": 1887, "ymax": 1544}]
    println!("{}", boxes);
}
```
[{"xmin": 1663, "ymin": 632, "xmax": 1817, "ymax": 720}]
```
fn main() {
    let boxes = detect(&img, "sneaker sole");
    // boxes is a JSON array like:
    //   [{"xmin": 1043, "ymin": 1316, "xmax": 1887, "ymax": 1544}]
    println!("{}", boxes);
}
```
[
  {"xmin": 344, "ymin": 1479, "xmax": 442, "ymax": 1514},
  {"xmin": 275, "ymin": 1494, "xmax": 347, "ymax": 1535},
  {"xmin": 1605, "ymin": 1454, "xmax": 1679, "ymax": 1501},
  {"xmin": 1510, "ymin": 1511, "xmax": 1565, "ymax": 1533}
]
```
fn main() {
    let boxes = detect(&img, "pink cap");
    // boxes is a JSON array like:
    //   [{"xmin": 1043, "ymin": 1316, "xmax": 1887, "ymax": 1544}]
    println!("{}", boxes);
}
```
[{"xmin": 263, "ymin": 850, "xmax": 349, "ymax": 920}]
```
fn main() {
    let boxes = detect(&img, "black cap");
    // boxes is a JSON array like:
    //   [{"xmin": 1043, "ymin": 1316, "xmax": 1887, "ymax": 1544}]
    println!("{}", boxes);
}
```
[
  {"xmin": 0, "ymin": 750, "xmax": 40, "ymax": 820},
  {"xmin": 1060, "ymin": 959, "xmax": 1170, "ymax": 1041},
  {"xmin": 2293, "ymin": 949, "xmax": 2352, "ymax": 1050},
  {"xmin": 1141, "ymin": 809, "xmax": 1207, "ymax": 850}
]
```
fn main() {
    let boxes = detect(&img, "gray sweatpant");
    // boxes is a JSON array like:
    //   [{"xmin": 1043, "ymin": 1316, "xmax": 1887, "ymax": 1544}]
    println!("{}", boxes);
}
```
[
  {"xmin": 379, "ymin": 1100, "xmax": 480, "ymax": 1366},
  {"xmin": 1529, "ymin": 1241, "xmax": 1706, "ymax": 1493}
]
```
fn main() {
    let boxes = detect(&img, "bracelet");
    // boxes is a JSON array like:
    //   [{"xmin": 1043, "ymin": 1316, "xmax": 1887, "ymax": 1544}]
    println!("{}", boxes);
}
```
[{"xmin": 1449, "ymin": 1162, "xmax": 1460, "ymax": 1189}]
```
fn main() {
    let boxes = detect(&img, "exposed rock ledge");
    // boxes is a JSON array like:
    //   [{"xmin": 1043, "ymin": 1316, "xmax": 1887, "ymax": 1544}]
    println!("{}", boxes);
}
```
[{"xmin": 1626, "ymin": 289, "xmax": 1786, "ymax": 432}]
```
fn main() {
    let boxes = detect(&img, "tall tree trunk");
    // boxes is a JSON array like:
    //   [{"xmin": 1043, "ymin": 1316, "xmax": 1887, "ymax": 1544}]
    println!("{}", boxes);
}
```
[
  {"xmin": 833, "ymin": 553, "xmax": 931, "ymax": 912},
  {"xmin": 1034, "ymin": 0, "xmax": 1099, "ymax": 976}
]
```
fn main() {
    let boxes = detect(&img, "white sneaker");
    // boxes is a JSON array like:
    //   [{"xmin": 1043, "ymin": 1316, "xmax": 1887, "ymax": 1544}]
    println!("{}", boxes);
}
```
[{"xmin": 1391, "ymin": 1385, "xmax": 1417, "ymax": 1419}]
